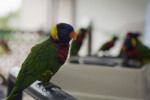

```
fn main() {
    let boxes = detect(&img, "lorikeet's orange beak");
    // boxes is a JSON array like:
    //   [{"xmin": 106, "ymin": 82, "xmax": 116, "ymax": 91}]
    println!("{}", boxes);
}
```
[
  {"xmin": 70, "ymin": 32, "xmax": 77, "ymax": 40},
  {"xmin": 122, "ymin": 45, "xmax": 126, "ymax": 51}
]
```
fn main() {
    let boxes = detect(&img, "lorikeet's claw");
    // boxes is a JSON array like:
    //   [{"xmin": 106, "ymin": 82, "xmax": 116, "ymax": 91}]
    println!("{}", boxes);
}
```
[
  {"xmin": 42, "ymin": 83, "xmax": 61, "ymax": 92},
  {"xmin": 36, "ymin": 82, "xmax": 42, "ymax": 87}
]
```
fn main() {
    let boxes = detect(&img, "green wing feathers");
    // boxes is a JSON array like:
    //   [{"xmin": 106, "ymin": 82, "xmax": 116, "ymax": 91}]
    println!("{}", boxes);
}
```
[
  {"xmin": 99, "ymin": 43, "xmax": 107, "ymax": 51},
  {"xmin": 7, "ymin": 39, "xmax": 58, "ymax": 100},
  {"xmin": 70, "ymin": 40, "xmax": 79, "ymax": 56},
  {"xmin": 136, "ymin": 40, "xmax": 150, "ymax": 64}
]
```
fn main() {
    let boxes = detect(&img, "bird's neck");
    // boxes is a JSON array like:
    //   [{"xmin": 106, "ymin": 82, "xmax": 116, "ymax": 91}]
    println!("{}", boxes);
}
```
[
  {"xmin": 50, "ymin": 36, "xmax": 70, "ymax": 64},
  {"xmin": 50, "ymin": 36, "xmax": 59, "ymax": 43}
]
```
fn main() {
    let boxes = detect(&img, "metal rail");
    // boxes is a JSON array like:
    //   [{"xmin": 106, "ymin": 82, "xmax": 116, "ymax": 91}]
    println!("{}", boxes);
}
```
[{"xmin": 7, "ymin": 67, "xmax": 77, "ymax": 100}]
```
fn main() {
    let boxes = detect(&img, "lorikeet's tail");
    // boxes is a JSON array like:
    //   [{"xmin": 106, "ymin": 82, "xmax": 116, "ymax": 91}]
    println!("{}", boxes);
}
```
[{"xmin": 6, "ymin": 87, "xmax": 19, "ymax": 100}]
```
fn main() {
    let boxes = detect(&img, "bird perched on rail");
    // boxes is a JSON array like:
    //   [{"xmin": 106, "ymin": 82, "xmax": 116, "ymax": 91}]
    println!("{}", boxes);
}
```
[
  {"xmin": 96, "ymin": 36, "xmax": 118, "ymax": 56},
  {"xmin": 70, "ymin": 28, "xmax": 89, "ymax": 57},
  {"xmin": 7, "ymin": 23, "xmax": 77, "ymax": 100},
  {"xmin": 122, "ymin": 32, "xmax": 150, "ymax": 67}
]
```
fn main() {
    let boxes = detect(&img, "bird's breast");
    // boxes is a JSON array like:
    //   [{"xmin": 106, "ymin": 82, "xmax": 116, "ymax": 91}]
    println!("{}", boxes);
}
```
[
  {"xmin": 75, "ymin": 36, "xmax": 83, "ymax": 45},
  {"xmin": 57, "ymin": 43, "xmax": 70, "ymax": 64}
]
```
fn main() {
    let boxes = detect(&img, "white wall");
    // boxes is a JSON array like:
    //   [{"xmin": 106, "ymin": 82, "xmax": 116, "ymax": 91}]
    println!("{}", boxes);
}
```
[
  {"xmin": 55, "ymin": 0, "xmax": 74, "ymax": 25},
  {"xmin": 20, "ymin": 0, "xmax": 74, "ymax": 32},
  {"xmin": 76, "ymin": 0, "xmax": 147, "ymax": 56},
  {"xmin": 145, "ymin": 0, "xmax": 150, "ymax": 48},
  {"xmin": 20, "ymin": 0, "xmax": 53, "ymax": 32}
]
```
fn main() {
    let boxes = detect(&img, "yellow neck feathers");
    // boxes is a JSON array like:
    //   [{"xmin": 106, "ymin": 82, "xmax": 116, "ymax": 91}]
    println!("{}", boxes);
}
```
[{"xmin": 51, "ymin": 25, "xmax": 59, "ymax": 40}]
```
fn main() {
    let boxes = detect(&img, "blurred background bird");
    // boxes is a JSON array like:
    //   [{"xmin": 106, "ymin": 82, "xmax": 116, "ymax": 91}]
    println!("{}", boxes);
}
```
[
  {"xmin": 0, "ymin": 39, "xmax": 11, "ymax": 56},
  {"xmin": 70, "ymin": 28, "xmax": 89, "ymax": 57},
  {"xmin": 122, "ymin": 32, "xmax": 150, "ymax": 67},
  {"xmin": 7, "ymin": 23, "xmax": 76, "ymax": 100},
  {"xmin": 96, "ymin": 36, "xmax": 118, "ymax": 56}
]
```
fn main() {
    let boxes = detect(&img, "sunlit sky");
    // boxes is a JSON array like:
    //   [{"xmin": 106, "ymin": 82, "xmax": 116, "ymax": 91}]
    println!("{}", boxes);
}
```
[{"xmin": 0, "ymin": 0, "xmax": 22, "ymax": 17}]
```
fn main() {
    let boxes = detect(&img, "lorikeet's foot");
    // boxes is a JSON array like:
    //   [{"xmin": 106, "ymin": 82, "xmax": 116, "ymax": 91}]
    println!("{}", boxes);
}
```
[
  {"xmin": 36, "ymin": 82, "xmax": 43, "ymax": 87},
  {"xmin": 43, "ymin": 83, "xmax": 61, "ymax": 91},
  {"xmin": 36, "ymin": 82, "xmax": 61, "ymax": 92}
]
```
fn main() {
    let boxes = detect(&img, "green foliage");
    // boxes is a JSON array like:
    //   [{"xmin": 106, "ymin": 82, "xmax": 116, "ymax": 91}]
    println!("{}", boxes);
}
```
[{"xmin": 0, "ymin": 10, "xmax": 20, "ymax": 30}]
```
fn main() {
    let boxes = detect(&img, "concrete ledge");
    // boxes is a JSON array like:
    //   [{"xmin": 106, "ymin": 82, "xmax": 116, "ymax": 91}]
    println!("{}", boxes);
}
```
[{"xmin": 52, "ymin": 63, "xmax": 150, "ymax": 100}]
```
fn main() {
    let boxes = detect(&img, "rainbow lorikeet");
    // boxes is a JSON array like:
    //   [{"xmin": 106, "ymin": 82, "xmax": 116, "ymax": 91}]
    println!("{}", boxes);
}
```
[
  {"xmin": 70, "ymin": 28, "xmax": 89, "ymax": 56},
  {"xmin": 96, "ymin": 36, "xmax": 118, "ymax": 56},
  {"xmin": 122, "ymin": 32, "xmax": 150, "ymax": 66},
  {"xmin": 7, "ymin": 23, "xmax": 77, "ymax": 100}
]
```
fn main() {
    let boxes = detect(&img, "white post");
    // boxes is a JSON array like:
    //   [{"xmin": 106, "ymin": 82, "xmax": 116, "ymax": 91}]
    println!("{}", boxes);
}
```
[{"xmin": 145, "ymin": 0, "xmax": 150, "ymax": 48}]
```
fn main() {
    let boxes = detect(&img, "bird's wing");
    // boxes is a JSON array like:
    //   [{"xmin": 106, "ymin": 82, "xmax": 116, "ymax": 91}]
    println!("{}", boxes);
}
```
[
  {"xmin": 99, "ymin": 42, "xmax": 108, "ymax": 51},
  {"xmin": 70, "ymin": 40, "xmax": 78, "ymax": 55},
  {"xmin": 14, "ymin": 43, "xmax": 57, "ymax": 91},
  {"xmin": 136, "ymin": 40, "xmax": 150, "ymax": 58}
]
